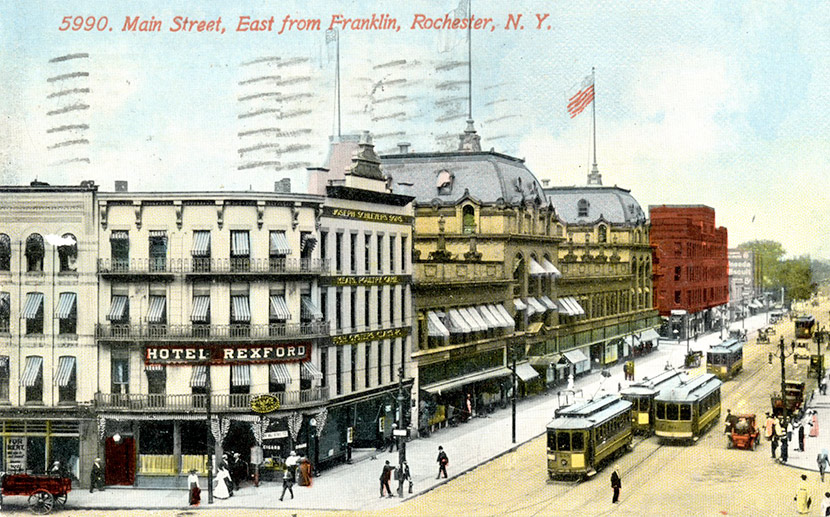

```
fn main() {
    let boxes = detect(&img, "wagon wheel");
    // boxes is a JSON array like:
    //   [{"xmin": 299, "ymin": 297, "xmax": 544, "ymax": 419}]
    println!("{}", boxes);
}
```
[
  {"xmin": 28, "ymin": 490, "xmax": 54, "ymax": 515},
  {"xmin": 54, "ymin": 492, "xmax": 67, "ymax": 506}
]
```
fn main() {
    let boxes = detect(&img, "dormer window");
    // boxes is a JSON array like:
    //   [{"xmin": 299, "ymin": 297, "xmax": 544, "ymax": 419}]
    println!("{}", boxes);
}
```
[
  {"xmin": 577, "ymin": 199, "xmax": 589, "ymax": 218},
  {"xmin": 436, "ymin": 170, "xmax": 453, "ymax": 195},
  {"xmin": 597, "ymin": 225, "xmax": 607, "ymax": 243}
]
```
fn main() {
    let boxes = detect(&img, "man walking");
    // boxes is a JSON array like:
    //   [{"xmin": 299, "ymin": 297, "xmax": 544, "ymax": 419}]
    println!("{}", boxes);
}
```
[
  {"xmin": 379, "ymin": 460, "xmax": 394, "ymax": 498},
  {"xmin": 798, "ymin": 419, "xmax": 806, "ymax": 452},
  {"xmin": 818, "ymin": 449, "xmax": 830, "ymax": 482},
  {"xmin": 610, "ymin": 468, "xmax": 622, "ymax": 504},
  {"xmin": 399, "ymin": 460, "xmax": 412, "ymax": 494},
  {"xmin": 436, "ymin": 446, "xmax": 449, "ymax": 479},
  {"xmin": 795, "ymin": 473, "xmax": 811, "ymax": 514},
  {"xmin": 89, "ymin": 457, "xmax": 105, "ymax": 493},
  {"xmin": 279, "ymin": 463, "xmax": 294, "ymax": 501}
]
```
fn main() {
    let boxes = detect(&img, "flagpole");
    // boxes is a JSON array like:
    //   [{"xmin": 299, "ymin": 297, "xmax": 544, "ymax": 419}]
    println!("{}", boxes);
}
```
[
  {"xmin": 591, "ymin": 66, "xmax": 596, "ymax": 168},
  {"xmin": 467, "ymin": 0, "xmax": 472, "ymax": 121},
  {"xmin": 336, "ymin": 30, "xmax": 341, "ymax": 139}
]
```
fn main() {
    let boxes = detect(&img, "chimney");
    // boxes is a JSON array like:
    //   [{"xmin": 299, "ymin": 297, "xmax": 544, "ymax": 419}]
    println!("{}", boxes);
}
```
[
  {"xmin": 397, "ymin": 142, "xmax": 411, "ymax": 154},
  {"xmin": 115, "ymin": 181, "xmax": 128, "ymax": 192},
  {"xmin": 274, "ymin": 178, "xmax": 291, "ymax": 193}
]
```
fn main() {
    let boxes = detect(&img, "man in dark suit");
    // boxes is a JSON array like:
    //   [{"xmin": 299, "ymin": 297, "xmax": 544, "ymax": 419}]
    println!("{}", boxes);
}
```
[{"xmin": 436, "ymin": 446, "xmax": 448, "ymax": 479}]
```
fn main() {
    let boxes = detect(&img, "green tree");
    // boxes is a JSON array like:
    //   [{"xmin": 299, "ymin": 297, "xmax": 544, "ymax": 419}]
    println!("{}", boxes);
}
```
[
  {"xmin": 737, "ymin": 240, "xmax": 785, "ymax": 289},
  {"xmin": 777, "ymin": 257, "xmax": 815, "ymax": 301}
]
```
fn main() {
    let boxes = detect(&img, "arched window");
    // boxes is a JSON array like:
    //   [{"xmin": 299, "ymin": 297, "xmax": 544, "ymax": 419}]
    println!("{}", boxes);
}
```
[
  {"xmin": 577, "ymin": 199, "xmax": 589, "ymax": 217},
  {"xmin": 58, "ymin": 233, "xmax": 77, "ymax": 272},
  {"xmin": 462, "ymin": 205, "xmax": 476, "ymax": 234},
  {"xmin": 25, "ymin": 234, "xmax": 44, "ymax": 272},
  {"xmin": 0, "ymin": 234, "xmax": 9, "ymax": 271},
  {"xmin": 597, "ymin": 225, "xmax": 607, "ymax": 243},
  {"xmin": 555, "ymin": 224, "xmax": 564, "ymax": 237}
]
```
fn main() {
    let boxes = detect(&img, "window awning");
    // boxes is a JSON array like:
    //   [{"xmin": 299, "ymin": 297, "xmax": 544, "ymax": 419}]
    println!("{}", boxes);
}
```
[
  {"xmin": 149, "ymin": 230, "xmax": 167, "ymax": 238},
  {"xmin": 529, "ymin": 258, "xmax": 547, "ymax": 277},
  {"xmin": 0, "ymin": 292, "xmax": 9, "ymax": 315},
  {"xmin": 55, "ymin": 292, "xmax": 77, "ymax": 319},
  {"xmin": 513, "ymin": 298, "xmax": 527, "ymax": 311},
  {"xmin": 108, "ymin": 295, "xmax": 128, "ymax": 321},
  {"xmin": 191, "ymin": 296, "xmax": 210, "ymax": 322},
  {"xmin": 192, "ymin": 231, "xmax": 211, "ymax": 257},
  {"xmin": 568, "ymin": 298, "xmax": 586, "ymax": 316},
  {"xmin": 190, "ymin": 365, "xmax": 207, "ymax": 388},
  {"xmin": 514, "ymin": 362, "xmax": 540, "ymax": 382},
  {"xmin": 558, "ymin": 296, "xmax": 585, "ymax": 317},
  {"xmin": 22, "ymin": 293, "xmax": 44, "ymax": 319},
  {"xmin": 147, "ymin": 296, "xmax": 166, "ymax": 323},
  {"xmin": 301, "ymin": 234, "xmax": 317, "ymax": 254},
  {"xmin": 539, "ymin": 296, "xmax": 557, "ymax": 311},
  {"xmin": 232, "ymin": 364, "xmax": 251, "ymax": 386},
  {"xmin": 641, "ymin": 329, "xmax": 661, "ymax": 342},
  {"xmin": 145, "ymin": 364, "xmax": 165, "ymax": 373},
  {"xmin": 20, "ymin": 356, "xmax": 42, "ymax": 387},
  {"xmin": 270, "ymin": 363, "xmax": 292, "ymax": 384},
  {"xmin": 231, "ymin": 295, "xmax": 251, "ymax": 322},
  {"xmin": 270, "ymin": 231, "xmax": 292, "ymax": 256},
  {"xmin": 427, "ymin": 311, "xmax": 450, "ymax": 337},
  {"xmin": 447, "ymin": 309, "xmax": 471, "ymax": 334},
  {"xmin": 527, "ymin": 297, "xmax": 547, "ymax": 314},
  {"xmin": 477, "ymin": 305, "xmax": 502, "ymax": 329},
  {"xmin": 461, "ymin": 307, "xmax": 486, "ymax": 332},
  {"xmin": 231, "ymin": 231, "xmax": 250, "ymax": 256},
  {"xmin": 562, "ymin": 348, "xmax": 590, "ymax": 366},
  {"xmin": 55, "ymin": 356, "xmax": 76, "ymax": 387},
  {"xmin": 110, "ymin": 230, "xmax": 129, "ymax": 240},
  {"xmin": 542, "ymin": 258, "xmax": 562, "ymax": 278},
  {"xmin": 422, "ymin": 367, "xmax": 511, "ymax": 395},
  {"xmin": 301, "ymin": 296, "xmax": 323, "ymax": 320},
  {"xmin": 269, "ymin": 295, "xmax": 291, "ymax": 320},
  {"xmin": 492, "ymin": 304, "xmax": 515, "ymax": 329},
  {"xmin": 301, "ymin": 361, "xmax": 324, "ymax": 381}
]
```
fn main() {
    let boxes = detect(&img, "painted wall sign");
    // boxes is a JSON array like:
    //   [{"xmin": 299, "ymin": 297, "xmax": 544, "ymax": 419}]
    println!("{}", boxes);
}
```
[
  {"xmin": 7, "ymin": 437, "xmax": 26, "ymax": 471},
  {"xmin": 251, "ymin": 394, "xmax": 281, "ymax": 413},
  {"xmin": 263, "ymin": 430, "xmax": 289, "ymax": 440},
  {"xmin": 325, "ymin": 275, "xmax": 410, "ymax": 287},
  {"xmin": 331, "ymin": 326, "xmax": 410, "ymax": 345},
  {"xmin": 145, "ymin": 343, "xmax": 311, "ymax": 365},
  {"xmin": 323, "ymin": 206, "xmax": 413, "ymax": 225}
]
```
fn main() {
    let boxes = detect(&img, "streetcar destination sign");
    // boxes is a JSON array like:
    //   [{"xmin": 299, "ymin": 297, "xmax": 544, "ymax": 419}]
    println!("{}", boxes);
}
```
[{"xmin": 144, "ymin": 343, "xmax": 311, "ymax": 365}]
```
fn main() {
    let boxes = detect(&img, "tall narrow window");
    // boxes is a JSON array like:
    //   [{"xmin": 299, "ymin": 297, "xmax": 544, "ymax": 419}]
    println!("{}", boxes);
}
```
[
  {"xmin": 350, "ymin": 233, "xmax": 357, "ymax": 274},
  {"xmin": 597, "ymin": 225, "xmax": 607, "ymax": 243},
  {"xmin": 192, "ymin": 231, "xmax": 211, "ymax": 272},
  {"xmin": 462, "ymin": 205, "xmax": 476, "ymax": 234},
  {"xmin": 230, "ymin": 294, "xmax": 251, "ymax": 337},
  {"xmin": 577, "ymin": 199, "xmax": 589, "ymax": 218},
  {"xmin": 377, "ymin": 340, "xmax": 384, "ymax": 385},
  {"xmin": 0, "ymin": 234, "xmax": 10, "ymax": 271},
  {"xmin": 401, "ymin": 235, "xmax": 408, "ymax": 272},
  {"xmin": 364, "ymin": 287, "xmax": 370, "ymax": 329},
  {"xmin": 364, "ymin": 233, "xmax": 371, "ymax": 274},
  {"xmin": 335, "ymin": 288, "xmax": 342, "ymax": 331},
  {"xmin": 22, "ymin": 292, "xmax": 44, "ymax": 335},
  {"xmin": 57, "ymin": 233, "xmax": 77, "ymax": 272},
  {"xmin": 320, "ymin": 231, "xmax": 328, "ymax": 265},
  {"xmin": 230, "ymin": 230, "xmax": 251, "ymax": 272},
  {"xmin": 112, "ymin": 357, "xmax": 129, "ymax": 395},
  {"xmin": 146, "ymin": 366, "xmax": 166, "ymax": 408},
  {"xmin": 320, "ymin": 348, "xmax": 328, "ymax": 389},
  {"xmin": 22, "ymin": 356, "xmax": 43, "ymax": 403},
  {"xmin": 300, "ymin": 231, "xmax": 316, "ymax": 262},
  {"xmin": 148, "ymin": 230, "xmax": 167, "ymax": 272},
  {"xmin": 269, "ymin": 230, "xmax": 291, "ymax": 272},
  {"xmin": 147, "ymin": 295, "xmax": 167, "ymax": 336},
  {"xmin": 377, "ymin": 289, "xmax": 383, "ymax": 328},
  {"xmin": 364, "ymin": 343, "xmax": 371, "ymax": 388},
  {"xmin": 0, "ymin": 355, "xmax": 9, "ymax": 401},
  {"xmin": 320, "ymin": 290, "xmax": 328, "ymax": 325},
  {"xmin": 230, "ymin": 365, "xmax": 251, "ymax": 408},
  {"xmin": 110, "ymin": 231, "xmax": 129, "ymax": 271},
  {"xmin": 389, "ymin": 339, "xmax": 395, "ymax": 381},
  {"xmin": 350, "ymin": 345, "xmax": 357, "ymax": 392},
  {"xmin": 56, "ymin": 292, "xmax": 78, "ymax": 335},
  {"xmin": 25, "ymin": 234, "xmax": 44, "ymax": 272},
  {"xmin": 390, "ymin": 235, "xmax": 397, "ymax": 273},
  {"xmin": 377, "ymin": 234, "xmax": 384, "ymax": 274},
  {"xmin": 56, "ymin": 356, "xmax": 77, "ymax": 403},
  {"xmin": 335, "ymin": 347, "xmax": 343, "ymax": 396},
  {"xmin": 0, "ymin": 292, "xmax": 9, "ymax": 333},
  {"xmin": 335, "ymin": 233, "xmax": 343, "ymax": 272},
  {"xmin": 192, "ymin": 294, "xmax": 211, "ymax": 337},
  {"xmin": 350, "ymin": 288, "xmax": 357, "ymax": 331}
]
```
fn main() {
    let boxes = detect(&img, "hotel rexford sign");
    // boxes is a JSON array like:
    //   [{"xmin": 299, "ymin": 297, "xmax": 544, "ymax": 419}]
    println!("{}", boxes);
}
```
[{"xmin": 144, "ymin": 343, "xmax": 311, "ymax": 365}]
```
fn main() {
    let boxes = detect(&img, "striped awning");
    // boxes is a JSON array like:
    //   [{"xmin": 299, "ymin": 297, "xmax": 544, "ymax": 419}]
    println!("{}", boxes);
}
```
[
  {"xmin": 301, "ymin": 234, "xmax": 317, "ymax": 254},
  {"xmin": 190, "ymin": 365, "xmax": 207, "ymax": 387},
  {"xmin": 269, "ymin": 363, "xmax": 292, "ymax": 384},
  {"xmin": 513, "ymin": 298, "xmax": 527, "ymax": 311},
  {"xmin": 231, "ymin": 231, "xmax": 250, "ymax": 256},
  {"xmin": 145, "ymin": 364, "xmax": 165, "ymax": 373},
  {"xmin": 539, "ymin": 296, "xmax": 558, "ymax": 311},
  {"xmin": 301, "ymin": 361, "xmax": 324, "ymax": 381},
  {"xmin": 301, "ymin": 296, "xmax": 323, "ymax": 320},
  {"xmin": 191, "ymin": 296, "xmax": 210, "ymax": 322},
  {"xmin": 527, "ymin": 297, "xmax": 547, "ymax": 314},
  {"xmin": 110, "ymin": 230, "xmax": 129, "ymax": 240},
  {"xmin": 108, "ymin": 295, "xmax": 128, "ymax": 321},
  {"xmin": 270, "ymin": 231, "xmax": 291, "ymax": 256},
  {"xmin": 447, "ymin": 309, "xmax": 471, "ymax": 334},
  {"xmin": 55, "ymin": 356, "xmax": 76, "ymax": 387},
  {"xmin": 192, "ymin": 231, "xmax": 211, "ymax": 257},
  {"xmin": 232, "ymin": 364, "xmax": 251, "ymax": 386},
  {"xmin": 492, "ymin": 304, "xmax": 515, "ymax": 329},
  {"xmin": 22, "ymin": 293, "xmax": 44, "ymax": 319},
  {"xmin": 461, "ymin": 307, "xmax": 486, "ymax": 332},
  {"xmin": 515, "ymin": 361, "xmax": 540, "ymax": 382},
  {"xmin": 147, "ymin": 296, "xmax": 166, "ymax": 323},
  {"xmin": 20, "ymin": 356, "xmax": 42, "ymax": 387},
  {"xmin": 269, "ymin": 295, "xmax": 291, "ymax": 320},
  {"xmin": 149, "ymin": 230, "xmax": 167, "ymax": 238},
  {"xmin": 231, "ymin": 295, "xmax": 251, "ymax": 322},
  {"xmin": 542, "ymin": 258, "xmax": 562, "ymax": 277},
  {"xmin": 557, "ymin": 297, "xmax": 586, "ymax": 317},
  {"xmin": 0, "ymin": 292, "xmax": 9, "ymax": 314},
  {"xmin": 486, "ymin": 304, "xmax": 510, "ymax": 329},
  {"xmin": 477, "ymin": 305, "xmax": 502, "ymax": 329},
  {"xmin": 529, "ymin": 258, "xmax": 547, "ymax": 277},
  {"xmin": 55, "ymin": 292, "xmax": 77, "ymax": 319},
  {"xmin": 427, "ymin": 311, "xmax": 450, "ymax": 337}
]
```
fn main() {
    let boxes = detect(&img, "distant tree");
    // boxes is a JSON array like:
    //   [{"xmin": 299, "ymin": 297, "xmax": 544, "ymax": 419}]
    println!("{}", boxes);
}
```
[
  {"xmin": 737, "ymin": 241, "xmax": 815, "ymax": 302},
  {"xmin": 777, "ymin": 257, "xmax": 815, "ymax": 301},
  {"xmin": 737, "ymin": 240, "xmax": 785, "ymax": 289}
]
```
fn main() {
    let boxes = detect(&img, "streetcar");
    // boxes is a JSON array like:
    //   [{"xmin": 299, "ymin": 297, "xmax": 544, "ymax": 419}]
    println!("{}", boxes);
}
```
[
  {"xmin": 795, "ymin": 315, "xmax": 816, "ymax": 339},
  {"xmin": 654, "ymin": 373, "xmax": 722, "ymax": 442},
  {"xmin": 706, "ymin": 338, "xmax": 743, "ymax": 380},
  {"xmin": 620, "ymin": 370, "xmax": 687, "ymax": 435},
  {"xmin": 546, "ymin": 395, "xmax": 632, "ymax": 480}
]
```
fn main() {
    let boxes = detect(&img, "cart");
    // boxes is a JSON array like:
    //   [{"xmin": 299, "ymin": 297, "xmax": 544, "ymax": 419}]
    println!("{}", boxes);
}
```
[
  {"xmin": 727, "ymin": 413, "xmax": 760, "ymax": 450},
  {"xmin": 0, "ymin": 473, "xmax": 71, "ymax": 514}
]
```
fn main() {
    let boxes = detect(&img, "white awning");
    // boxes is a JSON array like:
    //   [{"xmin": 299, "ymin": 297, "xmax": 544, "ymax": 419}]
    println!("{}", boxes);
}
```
[
  {"xmin": 514, "ymin": 362, "xmax": 540, "ymax": 382},
  {"xmin": 542, "ymin": 258, "xmax": 562, "ymax": 278},
  {"xmin": 231, "ymin": 295, "xmax": 251, "ymax": 322},
  {"xmin": 301, "ymin": 296, "xmax": 323, "ymax": 320},
  {"xmin": 147, "ymin": 296, "xmax": 166, "ymax": 323},
  {"xmin": 22, "ymin": 293, "xmax": 44, "ymax": 319},
  {"xmin": 529, "ymin": 258, "xmax": 547, "ymax": 277},
  {"xmin": 270, "ymin": 363, "xmax": 292, "ymax": 384},
  {"xmin": 461, "ymin": 307, "xmax": 486, "ymax": 332},
  {"xmin": 569, "ymin": 298, "xmax": 586, "ymax": 316},
  {"xmin": 110, "ymin": 230, "xmax": 129, "ymax": 240},
  {"xmin": 492, "ymin": 304, "xmax": 515, "ymax": 329},
  {"xmin": 539, "ymin": 296, "xmax": 557, "ymax": 311},
  {"xmin": 231, "ymin": 231, "xmax": 250, "ymax": 256},
  {"xmin": 301, "ymin": 234, "xmax": 317, "ymax": 254},
  {"xmin": 558, "ymin": 296, "xmax": 585, "ymax": 317},
  {"xmin": 641, "ymin": 329, "xmax": 661, "ymax": 342},
  {"xmin": 55, "ymin": 292, "xmax": 77, "ymax": 319},
  {"xmin": 192, "ymin": 231, "xmax": 211, "ymax": 257},
  {"xmin": 513, "ymin": 298, "xmax": 527, "ymax": 311},
  {"xmin": 20, "ymin": 356, "xmax": 43, "ymax": 387},
  {"xmin": 269, "ymin": 295, "xmax": 291, "ymax": 320},
  {"xmin": 477, "ymin": 305, "xmax": 502, "ymax": 329},
  {"xmin": 145, "ymin": 364, "xmax": 164, "ymax": 373},
  {"xmin": 270, "ymin": 231, "xmax": 292, "ymax": 256},
  {"xmin": 149, "ymin": 230, "xmax": 167, "ymax": 238},
  {"xmin": 562, "ymin": 348, "xmax": 590, "ymax": 366},
  {"xmin": 55, "ymin": 356, "xmax": 76, "ymax": 387},
  {"xmin": 191, "ymin": 296, "xmax": 210, "ymax": 322},
  {"xmin": 527, "ymin": 297, "xmax": 547, "ymax": 314},
  {"xmin": 447, "ymin": 309, "xmax": 472, "ymax": 333},
  {"xmin": 190, "ymin": 365, "xmax": 207, "ymax": 388},
  {"xmin": 108, "ymin": 295, "xmax": 128, "ymax": 321},
  {"xmin": 422, "ymin": 367, "xmax": 511, "ymax": 395},
  {"xmin": 301, "ymin": 361, "xmax": 324, "ymax": 381},
  {"xmin": 427, "ymin": 311, "xmax": 450, "ymax": 337},
  {"xmin": 232, "ymin": 364, "xmax": 251, "ymax": 386}
]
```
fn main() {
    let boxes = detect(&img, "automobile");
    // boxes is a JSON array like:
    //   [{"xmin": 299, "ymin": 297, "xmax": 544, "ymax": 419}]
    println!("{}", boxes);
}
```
[{"xmin": 727, "ymin": 413, "xmax": 760, "ymax": 450}]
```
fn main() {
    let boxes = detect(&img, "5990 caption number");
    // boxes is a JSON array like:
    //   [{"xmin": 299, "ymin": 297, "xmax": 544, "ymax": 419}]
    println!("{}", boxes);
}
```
[{"xmin": 59, "ymin": 16, "xmax": 109, "ymax": 31}]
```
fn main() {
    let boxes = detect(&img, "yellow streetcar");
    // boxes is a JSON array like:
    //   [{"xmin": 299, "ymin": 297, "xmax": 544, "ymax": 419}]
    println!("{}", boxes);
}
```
[
  {"xmin": 654, "ymin": 373, "xmax": 722, "ymax": 442},
  {"xmin": 620, "ymin": 370, "xmax": 687, "ymax": 435},
  {"xmin": 706, "ymin": 338, "xmax": 744, "ymax": 380}
]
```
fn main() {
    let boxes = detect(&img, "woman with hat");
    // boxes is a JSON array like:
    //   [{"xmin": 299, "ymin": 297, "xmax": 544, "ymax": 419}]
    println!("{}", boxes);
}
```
[{"xmin": 187, "ymin": 469, "xmax": 201, "ymax": 506}]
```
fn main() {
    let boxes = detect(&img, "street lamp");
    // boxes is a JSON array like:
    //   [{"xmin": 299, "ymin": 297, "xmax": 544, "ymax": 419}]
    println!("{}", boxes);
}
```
[{"xmin": 395, "ymin": 366, "xmax": 408, "ymax": 497}]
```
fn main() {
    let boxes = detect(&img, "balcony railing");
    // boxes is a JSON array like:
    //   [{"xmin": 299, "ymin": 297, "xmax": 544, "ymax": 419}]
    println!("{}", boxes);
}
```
[
  {"xmin": 94, "ymin": 387, "xmax": 328, "ymax": 412},
  {"xmin": 98, "ymin": 257, "xmax": 329, "ymax": 275},
  {"xmin": 95, "ymin": 322, "xmax": 330, "ymax": 341}
]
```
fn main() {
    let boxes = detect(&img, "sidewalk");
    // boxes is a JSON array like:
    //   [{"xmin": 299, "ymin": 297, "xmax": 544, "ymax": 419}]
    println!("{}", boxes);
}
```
[
  {"xmin": 44, "ymin": 314, "xmax": 774, "ymax": 512},
  {"xmin": 779, "ymin": 379, "xmax": 830, "ymax": 473}
]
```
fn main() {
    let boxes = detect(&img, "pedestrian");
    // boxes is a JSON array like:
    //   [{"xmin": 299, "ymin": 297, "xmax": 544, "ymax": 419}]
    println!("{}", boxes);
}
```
[
  {"xmin": 187, "ymin": 468, "xmax": 201, "ymax": 506},
  {"xmin": 821, "ymin": 491, "xmax": 830, "ymax": 517},
  {"xmin": 781, "ymin": 434, "xmax": 790, "ymax": 463},
  {"xmin": 213, "ymin": 465, "xmax": 231, "ymax": 500},
  {"xmin": 388, "ymin": 424, "xmax": 399, "ymax": 452},
  {"xmin": 771, "ymin": 432, "xmax": 779, "ymax": 459},
  {"xmin": 279, "ymin": 463, "xmax": 294, "ymax": 501},
  {"xmin": 379, "ymin": 460, "xmax": 394, "ymax": 498},
  {"xmin": 810, "ymin": 410, "xmax": 820, "ymax": 438},
  {"xmin": 798, "ymin": 420, "xmax": 806, "ymax": 451},
  {"xmin": 817, "ymin": 449, "xmax": 829, "ymax": 482},
  {"xmin": 298, "ymin": 457, "xmax": 313, "ymax": 487},
  {"xmin": 399, "ymin": 460, "xmax": 413, "ymax": 494},
  {"xmin": 286, "ymin": 450, "xmax": 300, "ymax": 473},
  {"xmin": 787, "ymin": 419, "xmax": 794, "ymax": 442},
  {"xmin": 769, "ymin": 352, "xmax": 773, "ymax": 364},
  {"xmin": 49, "ymin": 460, "xmax": 62, "ymax": 477},
  {"xmin": 436, "ymin": 446, "xmax": 449, "ymax": 479},
  {"xmin": 765, "ymin": 413, "xmax": 774, "ymax": 441},
  {"xmin": 724, "ymin": 409, "xmax": 737, "ymax": 434},
  {"xmin": 795, "ymin": 473, "xmax": 812, "ymax": 514},
  {"xmin": 610, "ymin": 468, "xmax": 622, "ymax": 503},
  {"xmin": 89, "ymin": 457, "xmax": 104, "ymax": 493}
]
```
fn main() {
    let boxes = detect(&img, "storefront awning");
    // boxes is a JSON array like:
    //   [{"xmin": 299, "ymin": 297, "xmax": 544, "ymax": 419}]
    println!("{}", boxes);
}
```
[
  {"xmin": 515, "ymin": 362, "xmax": 540, "ymax": 382},
  {"xmin": 529, "ymin": 258, "xmax": 547, "ymax": 277},
  {"xmin": 231, "ymin": 295, "xmax": 251, "ymax": 322},
  {"xmin": 108, "ymin": 295, "xmax": 128, "ymax": 321},
  {"xmin": 192, "ymin": 231, "xmax": 211, "ymax": 257},
  {"xmin": 447, "ymin": 309, "xmax": 472, "ymax": 334},
  {"xmin": 232, "ymin": 364, "xmax": 251, "ymax": 386},
  {"xmin": 513, "ymin": 298, "xmax": 527, "ymax": 311},
  {"xmin": 55, "ymin": 356, "xmax": 76, "ymax": 387},
  {"xmin": 55, "ymin": 292, "xmax": 77, "ymax": 319},
  {"xmin": 477, "ymin": 305, "xmax": 502, "ymax": 329},
  {"xmin": 562, "ymin": 348, "xmax": 590, "ymax": 366},
  {"xmin": 22, "ymin": 293, "xmax": 44, "ymax": 320},
  {"xmin": 301, "ymin": 296, "xmax": 323, "ymax": 320},
  {"xmin": 493, "ymin": 304, "xmax": 515, "ymax": 329},
  {"xmin": 301, "ymin": 361, "xmax": 324, "ymax": 381},
  {"xmin": 191, "ymin": 295, "xmax": 210, "ymax": 322},
  {"xmin": 269, "ymin": 295, "xmax": 291, "ymax": 320},
  {"xmin": 539, "ymin": 296, "xmax": 557, "ymax": 311},
  {"xmin": 641, "ymin": 329, "xmax": 661, "ymax": 342},
  {"xmin": 558, "ymin": 296, "xmax": 585, "ymax": 317},
  {"xmin": 427, "ymin": 311, "xmax": 450, "ymax": 337},
  {"xmin": 110, "ymin": 230, "xmax": 129, "ymax": 240},
  {"xmin": 542, "ymin": 258, "xmax": 562, "ymax": 278},
  {"xmin": 147, "ymin": 296, "xmax": 166, "ymax": 323},
  {"xmin": 421, "ymin": 366, "xmax": 512, "ymax": 395},
  {"xmin": 461, "ymin": 307, "xmax": 486, "ymax": 332},
  {"xmin": 270, "ymin": 231, "xmax": 292, "ymax": 256},
  {"xmin": 20, "ymin": 356, "xmax": 42, "ymax": 387},
  {"xmin": 231, "ymin": 231, "xmax": 250, "ymax": 256},
  {"xmin": 190, "ymin": 365, "xmax": 207, "ymax": 388},
  {"xmin": 270, "ymin": 363, "xmax": 292, "ymax": 384},
  {"xmin": 527, "ymin": 297, "xmax": 547, "ymax": 314}
]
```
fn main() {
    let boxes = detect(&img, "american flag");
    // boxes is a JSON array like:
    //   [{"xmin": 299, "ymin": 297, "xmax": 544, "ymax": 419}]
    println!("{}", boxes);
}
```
[{"xmin": 567, "ymin": 74, "xmax": 594, "ymax": 119}]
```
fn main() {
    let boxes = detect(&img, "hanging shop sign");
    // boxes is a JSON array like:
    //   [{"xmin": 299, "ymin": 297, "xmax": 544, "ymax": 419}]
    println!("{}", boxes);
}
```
[
  {"xmin": 331, "ymin": 326, "xmax": 410, "ymax": 346},
  {"xmin": 251, "ymin": 394, "xmax": 281, "ymax": 414},
  {"xmin": 145, "ymin": 343, "xmax": 311, "ymax": 365},
  {"xmin": 325, "ymin": 275, "xmax": 410, "ymax": 287},
  {"xmin": 263, "ymin": 430, "xmax": 289, "ymax": 440},
  {"xmin": 322, "ymin": 206, "xmax": 413, "ymax": 225}
]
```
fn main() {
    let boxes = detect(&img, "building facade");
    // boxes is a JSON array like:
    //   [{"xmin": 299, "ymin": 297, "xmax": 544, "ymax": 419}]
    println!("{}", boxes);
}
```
[
  {"xmin": 650, "ymin": 205, "xmax": 729, "ymax": 340},
  {"xmin": 728, "ymin": 248, "xmax": 755, "ymax": 319}
]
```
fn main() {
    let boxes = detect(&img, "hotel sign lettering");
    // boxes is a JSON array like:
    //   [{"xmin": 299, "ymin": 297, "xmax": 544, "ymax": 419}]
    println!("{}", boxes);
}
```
[
  {"xmin": 331, "ymin": 326, "xmax": 410, "ymax": 345},
  {"xmin": 323, "ymin": 206, "xmax": 413, "ymax": 225},
  {"xmin": 144, "ymin": 343, "xmax": 311, "ymax": 365},
  {"xmin": 326, "ymin": 275, "xmax": 410, "ymax": 287}
]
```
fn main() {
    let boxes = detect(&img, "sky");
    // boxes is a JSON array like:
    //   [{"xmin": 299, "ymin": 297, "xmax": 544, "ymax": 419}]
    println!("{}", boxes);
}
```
[{"xmin": 1, "ymin": 1, "xmax": 828, "ymax": 259}]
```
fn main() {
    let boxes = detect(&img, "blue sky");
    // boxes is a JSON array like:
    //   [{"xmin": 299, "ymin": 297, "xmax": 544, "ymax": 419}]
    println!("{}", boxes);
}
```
[{"xmin": 1, "ymin": 1, "xmax": 828, "ymax": 258}]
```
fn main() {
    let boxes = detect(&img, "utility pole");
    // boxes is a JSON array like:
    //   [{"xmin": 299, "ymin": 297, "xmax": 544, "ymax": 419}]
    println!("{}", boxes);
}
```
[
  {"xmin": 779, "ymin": 337, "xmax": 789, "ymax": 430},
  {"xmin": 205, "ymin": 364, "xmax": 214, "ymax": 504},
  {"xmin": 396, "ymin": 366, "xmax": 407, "ymax": 497},
  {"xmin": 511, "ymin": 343, "xmax": 517, "ymax": 444}
]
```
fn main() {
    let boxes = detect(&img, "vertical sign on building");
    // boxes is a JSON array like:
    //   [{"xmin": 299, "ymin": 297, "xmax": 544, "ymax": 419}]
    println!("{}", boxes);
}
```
[{"xmin": 7, "ymin": 436, "xmax": 27, "ymax": 471}]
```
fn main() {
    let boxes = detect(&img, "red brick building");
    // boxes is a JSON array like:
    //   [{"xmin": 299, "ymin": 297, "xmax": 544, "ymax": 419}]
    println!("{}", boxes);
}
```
[{"xmin": 649, "ymin": 205, "xmax": 728, "ymax": 339}]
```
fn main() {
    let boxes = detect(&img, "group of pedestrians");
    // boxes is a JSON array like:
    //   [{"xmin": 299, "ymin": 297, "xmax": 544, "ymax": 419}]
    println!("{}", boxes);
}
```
[{"xmin": 379, "ymin": 459, "xmax": 413, "ymax": 498}]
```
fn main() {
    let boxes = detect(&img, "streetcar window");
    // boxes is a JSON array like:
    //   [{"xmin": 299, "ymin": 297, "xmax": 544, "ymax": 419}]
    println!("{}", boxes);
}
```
[
  {"xmin": 572, "ymin": 431, "xmax": 585, "ymax": 451},
  {"xmin": 680, "ymin": 404, "xmax": 692, "ymax": 420},
  {"xmin": 656, "ymin": 401, "xmax": 665, "ymax": 419},
  {"xmin": 639, "ymin": 398, "xmax": 650, "ymax": 412},
  {"xmin": 547, "ymin": 431, "xmax": 556, "ymax": 450},
  {"xmin": 557, "ymin": 431, "xmax": 570, "ymax": 451},
  {"xmin": 666, "ymin": 403, "xmax": 679, "ymax": 420}
]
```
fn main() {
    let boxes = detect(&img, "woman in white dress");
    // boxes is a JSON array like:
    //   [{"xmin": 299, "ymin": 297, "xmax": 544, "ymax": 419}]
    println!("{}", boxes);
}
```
[{"xmin": 213, "ymin": 466, "xmax": 231, "ymax": 499}]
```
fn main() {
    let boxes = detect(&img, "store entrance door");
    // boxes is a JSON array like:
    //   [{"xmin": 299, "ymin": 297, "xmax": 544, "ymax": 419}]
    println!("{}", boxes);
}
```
[{"xmin": 105, "ymin": 436, "xmax": 135, "ymax": 486}]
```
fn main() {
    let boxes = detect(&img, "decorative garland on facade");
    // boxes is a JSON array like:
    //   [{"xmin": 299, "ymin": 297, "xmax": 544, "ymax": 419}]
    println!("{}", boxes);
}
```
[
  {"xmin": 315, "ymin": 408, "xmax": 328, "ymax": 437},
  {"xmin": 287, "ymin": 412, "xmax": 303, "ymax": 443},
  {"xmin": 210, "ymin": 416, "xmax": 230, "ymax": 443},
  {"xmin": 97, "ymin": 416, "xmax": 107, "ymax": 440}
]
